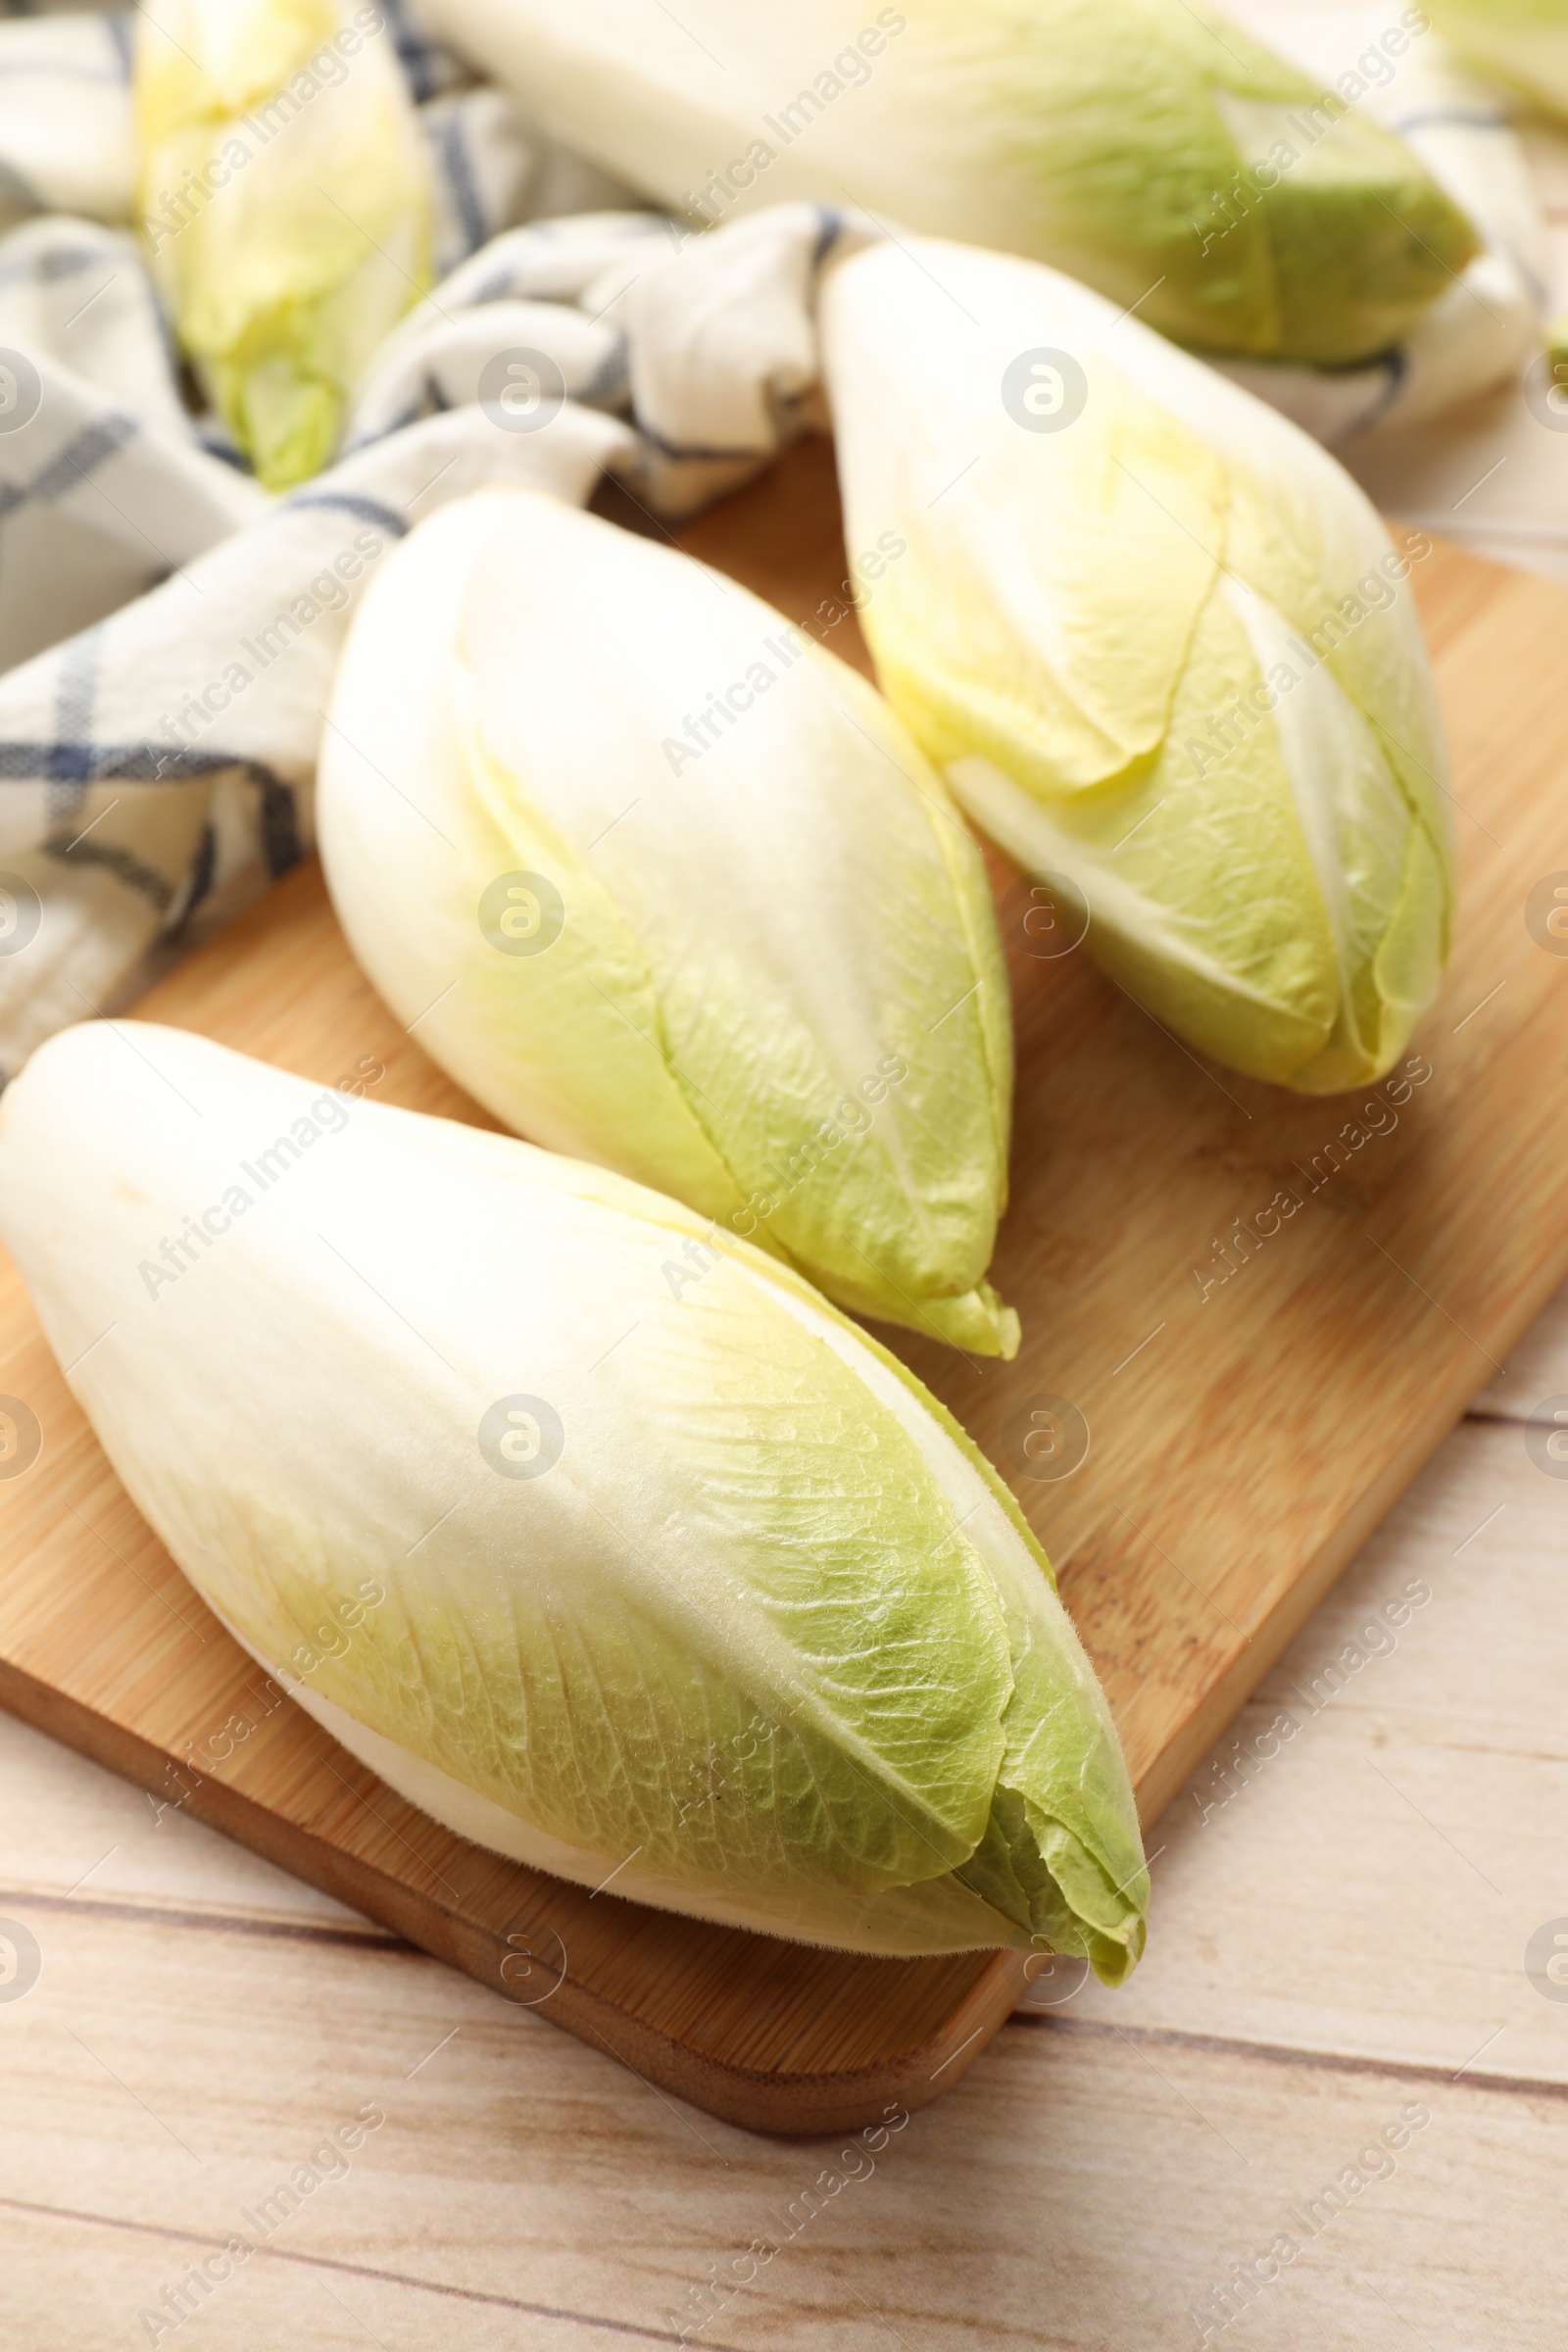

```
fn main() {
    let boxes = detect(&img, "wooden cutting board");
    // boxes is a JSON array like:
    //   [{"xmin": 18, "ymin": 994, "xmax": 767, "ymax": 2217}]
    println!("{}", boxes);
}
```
[{"xmin": 2, "ymin": 439, "xmax": 1566, "ymax": 2135}]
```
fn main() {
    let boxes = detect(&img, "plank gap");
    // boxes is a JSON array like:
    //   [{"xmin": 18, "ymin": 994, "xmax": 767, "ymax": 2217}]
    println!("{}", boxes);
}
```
[{"xmin": 1023, "ymin": 2015, "xmax": 1568, "ymax": 2105}]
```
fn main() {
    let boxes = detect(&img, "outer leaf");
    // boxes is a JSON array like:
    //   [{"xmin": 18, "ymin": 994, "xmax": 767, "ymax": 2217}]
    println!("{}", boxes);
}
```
[
  {"xmin": 318, "ymin": 489, "xmax": 1017, "ymax": 1354},
  {"xmin": 135, "ymin": 0, "xmax": 432, "ymax": 487},
  {"xmin": 1428, "ymin": 0, "xmax": 1568, "ymax": 116},
  {"xmin": 822, "ymin": 236, "xmax": 1455, "ymax": 1093},
  {"xmin": 0, "ymin": 1021, "xmax": 1147, "ymax": 1970},
  {"xmin": 418, "ymin": 0, "xmax": 1476, "ymax": 364}
]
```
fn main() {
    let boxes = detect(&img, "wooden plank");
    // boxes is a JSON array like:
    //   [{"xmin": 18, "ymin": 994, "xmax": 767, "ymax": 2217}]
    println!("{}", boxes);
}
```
[
  {"xmin": 0, "ymin": 1704, "xmax": 382, "ymax": 1937},
  {"xmin": 2, "ymin": 1887, "xmax": 1565, "ymax": 2352},
  {"xmin": 1474, "ymin": 1280, "xmax": 1568, "ymax": 1421},
  {"xmin": 3, "ymin": 437, "xmax": 1568, "ymax": 2134},
  {"xmin": 1071, "ymin": 1416, "xmax": 1568, "ymax": 2084}
]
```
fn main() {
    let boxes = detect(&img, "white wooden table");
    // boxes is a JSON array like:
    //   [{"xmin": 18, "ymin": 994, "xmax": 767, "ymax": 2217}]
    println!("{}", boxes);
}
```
[{"xmin": 2, "ymin": 1284, "xmax": 1564, "ymax": 2351}]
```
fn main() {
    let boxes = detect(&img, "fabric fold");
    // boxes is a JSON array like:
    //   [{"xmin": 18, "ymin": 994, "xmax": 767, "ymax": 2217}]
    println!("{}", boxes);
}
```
[{"xmin": 0, "ymin": 401, "xmax": 632, "ymax": 1076}]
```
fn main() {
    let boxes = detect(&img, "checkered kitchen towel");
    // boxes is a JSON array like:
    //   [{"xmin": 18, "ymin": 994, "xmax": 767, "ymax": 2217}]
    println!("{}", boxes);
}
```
[
  {"xmin": 0, "ymin": 0, "xmax": 616, "ymax": 681},
  {"xmin": 0, "ymin": 0, "xmax": 612, "ymax": 278},
  {"xmin": 0, "ymin": 400, "xmax": 637, "ymax": 1074},
  {"xmin": 0, "ymin": 215, "xmax": 269, "ymax": 673},
  {"xmin": 0, "ymin": 197, "xmax": 867, "ymax": 1080}
]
